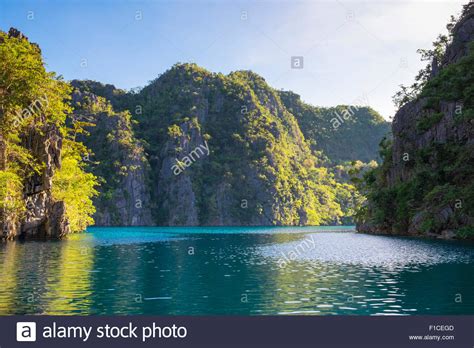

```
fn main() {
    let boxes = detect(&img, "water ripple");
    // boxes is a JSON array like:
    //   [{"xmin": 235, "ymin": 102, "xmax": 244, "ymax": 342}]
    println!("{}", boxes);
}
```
[{"xmin": 258, "ymin": 233, "xmax": 474, "ymax": 267}]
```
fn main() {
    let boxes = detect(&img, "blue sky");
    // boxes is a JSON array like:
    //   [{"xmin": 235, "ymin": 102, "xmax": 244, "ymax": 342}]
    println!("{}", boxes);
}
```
[{"xmin": 0, "ymin": 0, "xmax": 465, "ymax": 119}]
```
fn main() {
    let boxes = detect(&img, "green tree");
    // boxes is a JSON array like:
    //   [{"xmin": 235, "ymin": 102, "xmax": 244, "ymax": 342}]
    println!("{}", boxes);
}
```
[{"xmin": 0, "ymin": 29, "xmax": 98, "ymax": 234}]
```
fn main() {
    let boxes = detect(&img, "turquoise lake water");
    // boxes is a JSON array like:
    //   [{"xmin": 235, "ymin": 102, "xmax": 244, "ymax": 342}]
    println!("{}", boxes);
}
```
[{"xmin": 0, "ymin": 226, "xmax": 473, "ymax": 315}]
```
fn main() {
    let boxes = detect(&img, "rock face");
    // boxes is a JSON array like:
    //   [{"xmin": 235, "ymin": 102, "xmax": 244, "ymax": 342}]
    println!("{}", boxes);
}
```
[
  {"xmin": 358, "ymin": 3, "xmax": 474, "ymax": 239},
  {"xmin": 131, "ymin": 67, "xmax": 389, "ymax": 226},
  {"xmin": 0, "ymin": 124, "xmax": 70, "ymax": 240},
  {"xmin": 156, "ymin": 120, "xmax": 202, "ymax": 226},
  {"xmin": 73, "ymin": 59, "xmax": 390, "ymax": 226},
  {"xmin": 78, "ymin": 66, "xmax": 368, "ymax": 226},
  {"xmin": 71, "ymin": 84, "xmax": 153, "ymax": 226},
  {"xmin": 135, "ymin": 67, "xmax": 321, "ymax": 226},
  {"xmin": 279, "ymin": 91, "xmax": 390, "ymax": 164}
]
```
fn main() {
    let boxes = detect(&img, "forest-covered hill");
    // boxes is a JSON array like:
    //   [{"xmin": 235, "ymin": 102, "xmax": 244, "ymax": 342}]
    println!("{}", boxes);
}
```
[
  {"xmin": 72, "ymin": 66, "xmax": 389, "ymax": 226},
  {"xmin": 0, "ymin": 28, "xmax": 389, "ymax": 238}
]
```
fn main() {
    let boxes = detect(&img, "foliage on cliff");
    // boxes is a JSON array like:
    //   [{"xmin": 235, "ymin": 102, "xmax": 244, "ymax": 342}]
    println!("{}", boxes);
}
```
[
  {"xmin": 134, "ymin": 64, "xmax": 346, "ymax": 225},
  {"xmin": 69, "ymin": 85, "xmax": 152, "ymax": 226},
  {"xmin": 278, "ymin": 91, "xmax": 390, "ymax": 164},
  {"xmin": 52, "ymin": 138, "xmax": 98, "ymax": 232},
  {"xmin": 0, "ymin": 29, "xmax": 98, "ymax": 234},
  {"xmin": 357, "ymin": 4, "xmax": 474, "ymax": 238},
  {"xmin": 74, "ymin": 62, "xmax": 389, "ymax": 226}
]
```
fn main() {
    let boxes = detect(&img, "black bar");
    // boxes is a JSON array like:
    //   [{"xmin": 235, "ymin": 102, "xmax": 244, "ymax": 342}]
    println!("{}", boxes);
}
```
[{"xmin": 2, "ymin": 315, "xmax": 473, "ymax": 347}]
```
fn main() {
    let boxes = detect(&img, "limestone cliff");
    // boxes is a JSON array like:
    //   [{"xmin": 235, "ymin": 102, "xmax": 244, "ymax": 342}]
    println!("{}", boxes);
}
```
[
  {"xmin": 0, "ymin": 29, "xmax": 70, "ymax": 240},
  {"xmin": 358, "ymin": 3, "xmax": 474, "ymax": 239},
  {"xmin": 134, "ymin": 66, "xmax": 332, "ymax": 226},
  {"xmin": 71, "ymin": 83, "xmax": 153, "ymax": 226},
  {"xmin": 0, "ymin": 124, "xmax": 69, "ymax": 240},
  {"xmin": 74, "ymin": 62, "xmax": 389, "ymax": 226}
]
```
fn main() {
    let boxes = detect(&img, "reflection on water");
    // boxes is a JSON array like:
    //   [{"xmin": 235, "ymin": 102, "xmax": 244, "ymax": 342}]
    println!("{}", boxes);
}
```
[{"xmin": 0, "ymin": 227, "xmax": 473, "ymax": 315}]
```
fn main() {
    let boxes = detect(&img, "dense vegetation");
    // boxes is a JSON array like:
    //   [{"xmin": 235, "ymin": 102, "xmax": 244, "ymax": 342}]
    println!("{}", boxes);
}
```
[
  {"xmin": 1, "ymin": 28, "xmax": 389, "ymax": 233},
  {"xmin": 75, "ymin": 64, "xmax": 388, "ymax": 226},
  {"xmin": 134, "ymin": 65, "xmax": 346, "ymax": 225},
  {"xmin": 51, "ymin": 138, "xmax": 98, "ymax": 233},
  {"xmin": 279, "ymin": 91, "xmax": 390, "ymax": 164},
  {"xmin": 69, "ymin": 84, "xmax": 152, "ymax": 226},
  {"xmin": 357, "ymin": 3, "xmax": 474, "ymax": 238},
  {"xmin": 0, "ymin": 29, "xmax": 98, "ymax": 235}
]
